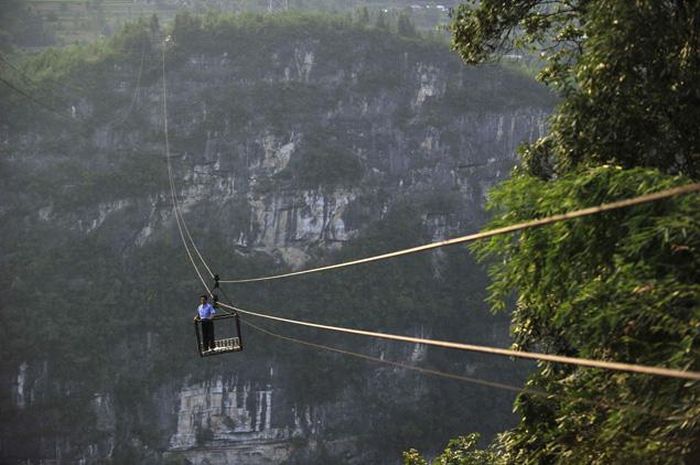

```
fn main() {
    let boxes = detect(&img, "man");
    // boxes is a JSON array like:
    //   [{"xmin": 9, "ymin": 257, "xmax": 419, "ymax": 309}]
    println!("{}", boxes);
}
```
[{"xmin": 195, "ymin": 294, "xmax": 216, "ymax": 351}]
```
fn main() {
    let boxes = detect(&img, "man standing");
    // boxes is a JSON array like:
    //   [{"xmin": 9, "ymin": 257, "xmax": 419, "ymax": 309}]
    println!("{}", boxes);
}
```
[{"xmin": 195, "ymin": 294, "xmax": 216, "ymax": 351}]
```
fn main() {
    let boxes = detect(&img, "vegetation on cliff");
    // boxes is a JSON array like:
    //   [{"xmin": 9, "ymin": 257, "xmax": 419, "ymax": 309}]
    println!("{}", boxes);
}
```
[
  {"xmin": 405, "ymin": 1, "xmax": 700, "ymax": 464},
  {"xmin": 1, "ymin": 11, "xmax": 554, "ymax": 464}
]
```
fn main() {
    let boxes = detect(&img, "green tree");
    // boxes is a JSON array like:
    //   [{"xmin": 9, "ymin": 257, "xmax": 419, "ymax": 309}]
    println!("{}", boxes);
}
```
[
  {"xmin": 470, "ymin": 168, "xmax": 700, "ymax": 465},
  {"xmin": 451, "ymin": 1, "xmax": 699, "ymax": 179},
  {"xmin": 405, "ymin": 2, "xmax": 700, "ymax": 464},
  {"xmin": 404, "ymin": 433, "xmax": 496, "ymax": 465}
]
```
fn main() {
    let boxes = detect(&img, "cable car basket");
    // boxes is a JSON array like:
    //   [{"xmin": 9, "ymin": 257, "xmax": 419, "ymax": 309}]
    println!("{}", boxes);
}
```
[{"xmin": 194, "ymin": 312, "xmax": 243, "ymax": 357}]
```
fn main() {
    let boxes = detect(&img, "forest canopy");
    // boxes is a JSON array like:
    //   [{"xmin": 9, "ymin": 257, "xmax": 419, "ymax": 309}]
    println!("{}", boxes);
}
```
[{"xmin": 405, "ymin": 1, "xmax": 700, "ymax": 464}]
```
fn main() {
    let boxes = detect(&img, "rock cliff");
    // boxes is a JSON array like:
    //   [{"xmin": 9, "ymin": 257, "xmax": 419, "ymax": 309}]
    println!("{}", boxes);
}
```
[{"xmin": 0, "ymin": 14, "xmax": 553, "ymax": 465}]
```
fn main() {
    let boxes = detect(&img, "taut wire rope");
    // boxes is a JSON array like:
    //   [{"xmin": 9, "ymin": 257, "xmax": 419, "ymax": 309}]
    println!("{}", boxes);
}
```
[
  {"xmin": 180, "ymin": 209, "xmax": 215, "ymax": 280},
  {"xmin": 159, "ymin": 39, "xmax": 700, "ymax": 383},
  {"xmin": 161, "ymin": 42, "xmax": 233, "ymax": 318},
  {"xmin": 219, "ymin": 183, "xmax": 700, "ymax": 284},
  {"xmin": 242, "ymin": 319, "xmax": 682, "ymax": 419},
  {"xmin": 243, "ymin": 318, "xmax": 535, "ymax": 394},
  {"xmin": 219, "ymin": 301, "xmax": 700, "ymax": 381},
  {"xmin": 162, "ymin": 41, "xmax": 211, "ymax": 297},
  {"xmin": 0, "ymin": 76, "xmax": 73, "ymax": 120}
]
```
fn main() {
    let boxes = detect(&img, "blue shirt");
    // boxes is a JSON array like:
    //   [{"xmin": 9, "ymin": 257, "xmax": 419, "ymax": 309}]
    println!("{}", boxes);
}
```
[{"xmin": 197, "ymin": 303, "xmax": 216, "ymax": 320}]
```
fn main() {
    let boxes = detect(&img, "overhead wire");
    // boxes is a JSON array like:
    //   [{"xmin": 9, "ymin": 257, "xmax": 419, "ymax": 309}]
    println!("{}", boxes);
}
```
[
  {"xmin": 161, "ymin": 40, "xmax": 211, "ymax": 297},
  {"xmin": 0, "ymin": 53, "xmax": 89, "ymax": 122},
  {"xmin": 180, "ymin": 210, "xmax": 216, "ymax": 280},
  {"xmin": 0, "ymin": 53, "xmax": 86, "ymax": 95},
  {"xmin": 0, "ymin": 42, "xmax": 148, "ymax": 126},
  {"xmin": 161, "ymin": 40, "xmax": 235, "ymax": 320},
  {"xmin": 242, "ymin": 319, "xmax": 682, "ymax": 420},
  {"xmin": 156, "ymin": 36, "xmax": 217, "ymax": 284},
  {"xmin": 0, "ymin": 75, "xmax": 72, "ymax": 120},
  {"xmin": 158, "ymin": 38, "xmax": 700, "ymax": 383},
  {"xmin": 128, "ymin": 45, "xmax": 147, "ymax": 113},
  {"xmin": 243, "ymin": 318, "xmax": 532, "ymax": 394},
  {"xmin": 219, "ymin": 183, "xmax": 700, "ymax": 284},
  {"xmin": 217, "ymin": 301, "xmax": 700, "ymax": 381},
  {"xmin": 113, "ymin": 43, "xmax": 148, "ymax": 127}
]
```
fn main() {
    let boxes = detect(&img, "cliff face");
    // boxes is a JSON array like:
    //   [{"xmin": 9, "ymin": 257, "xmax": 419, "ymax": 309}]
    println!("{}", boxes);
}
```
[
  {"xmin": 0, "ymin": 15, "xmax": 553, "ymax": 465},
  {"xmin": 166, "ymin": 376, "xmax": 353, "ymax": 465}
]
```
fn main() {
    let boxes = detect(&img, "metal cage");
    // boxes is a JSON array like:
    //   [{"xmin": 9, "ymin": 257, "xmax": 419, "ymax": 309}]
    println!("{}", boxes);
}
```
[{"xmin": 194, "ymin": 313, "xmax": 243, "ymax": 357}]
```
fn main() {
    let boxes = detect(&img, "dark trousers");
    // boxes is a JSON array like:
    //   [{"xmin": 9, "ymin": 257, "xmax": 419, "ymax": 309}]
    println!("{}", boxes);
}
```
[{"xmin": 202, "ymin": 319, "xmax": 215, "ymax": 350}]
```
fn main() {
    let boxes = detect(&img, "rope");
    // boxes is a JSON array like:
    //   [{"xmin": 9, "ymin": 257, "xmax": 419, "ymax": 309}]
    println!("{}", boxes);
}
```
[
  {"xmin": 1, "ymin": 41, "xmax": 148, "ymax": 126},
  {"xmin": 219, "ymin": 301, "xmax": 700, "ymax": 381},
  {"xmin": 161, "ymin": 40, "xmax": 233, "ymax": 323},
  {"xmin": 161, "ymin": 42, "xmax": 211, "ymax": 297},
  {"xmin": 243, "ymin": 319, "xmax": 530, "ymax": 393},
  {"xmin": 157, "ymin": 40, "xmax": 215, "ymax": 282},
  {"xmin": 180, "ymin": 210, "xmax": 216, "ymax": 280},
  {"xmin": 159, "ymin": 38, "xmax": 699, "ymax": 384},
  {"xmin": 114, "ymin": 43, "xmax": 148, "ymax": 127},
  {"xmin": 243, "ymin": 319, "xmax": 679, "ymax": 419},
  {"xmin": 219, "ymin": 183, "xmax": 700, "ymax": 284},
  {"xmin": 0, "ymin": 53, "xmax": 86, "ymax": 95},
  {"xmin": 0, "ymin": 76, "xmax": 72, "ymax": 120}
]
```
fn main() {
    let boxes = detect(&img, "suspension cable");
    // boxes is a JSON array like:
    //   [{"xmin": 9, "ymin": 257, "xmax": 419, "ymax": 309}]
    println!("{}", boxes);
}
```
[
  {"xmin": 0, "ymin": 52, "xmax": 88, "ymax": 93},
  {"xmin": 0, "ymin": 76, "xmax": 72, "ymax": 120},
  {"xmin": 243, "ymin": 319, "xmax": 532, "ymax": 393},
  {"xmin": 158, "ymin": 39, "xmax": 215, "ymax": 282},
  {"xmin": 114, "ymin": 43, "xmax": 148, "ymax": 127},
  {"xmin": 243, "ymin": 319, "xmax": 680, "ymax": 419},
  {"xmin": 161, "ymin": 39, "xmax": 236, "ymax": 322},
  {"xmin": 219, "ymin": 183, "xmax": 700, "ymax": 284},
  {"xmin": 160, "ymin": 38, "xmax": 699, "ymax": 383},
  {"xmin": 219, "ymin": 301, "xmax": 700, "ymax": 381},
  {"xmin": 180, "ymin": 210, "xmax": 215, "ymax": 280},
  {"xmin": 161, "ymin": 41, "xmax": 211, "ymax": 296}
]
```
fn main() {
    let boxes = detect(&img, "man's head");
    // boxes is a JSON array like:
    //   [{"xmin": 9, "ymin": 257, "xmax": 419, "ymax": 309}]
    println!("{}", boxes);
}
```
[{"xmin": 200, "ymin": 294, "xmax": 208, "ymax": 305}]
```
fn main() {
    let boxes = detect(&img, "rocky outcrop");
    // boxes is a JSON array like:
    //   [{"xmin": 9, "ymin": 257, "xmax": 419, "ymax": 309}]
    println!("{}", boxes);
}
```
[{"xmin": 0, "ymin": 16, "xmax": 552, "ymax": 465}]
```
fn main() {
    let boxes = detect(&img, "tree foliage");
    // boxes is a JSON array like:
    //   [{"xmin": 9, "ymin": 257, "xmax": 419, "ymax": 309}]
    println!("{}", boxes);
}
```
[
  {"xmin": 404, "ymin": 433, "xmax": 496, "ymax": 465},
  {"xmin": 406, "ymin": 2, "xmax": 700, "ymax": 464},
  {"xmin": 451, "ymin": 1, "xmax": 699, "ymax": 179},
  {"xmin": 472, "ymin": 167, "xmax": 700, "ymax": 465},
  {"xmin": 2, "ymin": 12, "xmax": 546, "ymax": 463}
]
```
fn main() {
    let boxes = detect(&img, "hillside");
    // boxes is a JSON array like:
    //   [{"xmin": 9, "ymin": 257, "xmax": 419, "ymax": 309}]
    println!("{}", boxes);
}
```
[
  {"xmin": 2, "ymin": 1, "xmax": 459, "ymax": 48},
  {"xmin": 0, "ymin": 13, "xmax": 554, "ymax": 465}
]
